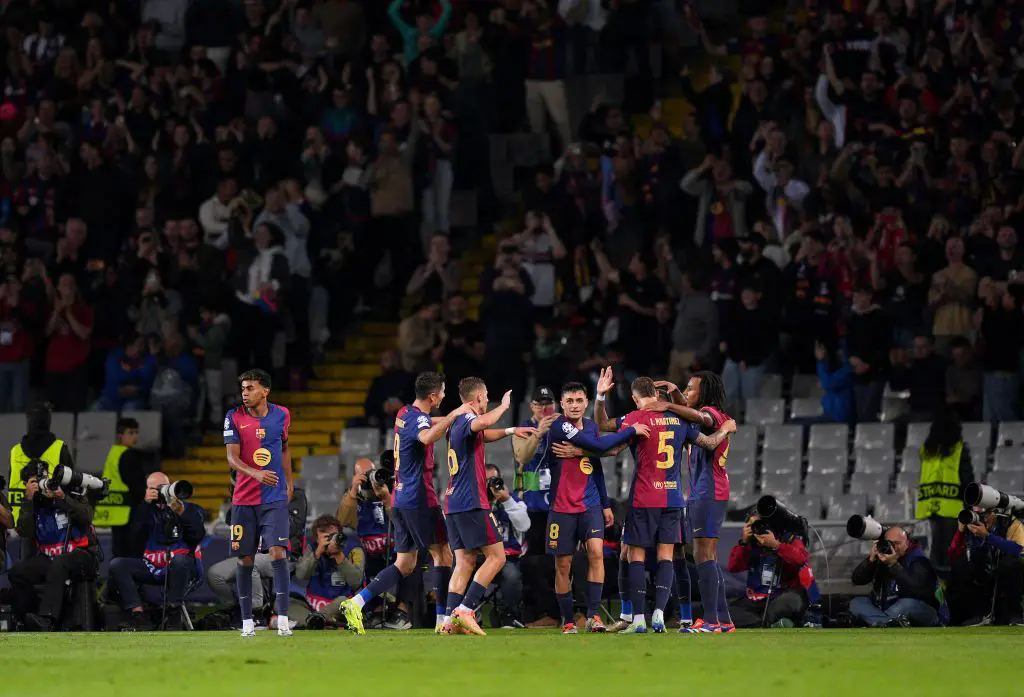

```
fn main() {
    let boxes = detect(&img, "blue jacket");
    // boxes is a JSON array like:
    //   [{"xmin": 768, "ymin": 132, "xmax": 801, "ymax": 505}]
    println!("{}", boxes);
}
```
[
  {"xmin": 816, "ymin": 356, "xmax": 853, "ymax": 423},
  {"xmin": 100, "ymin": 349, "xmax": 157, "ymax": 409}
]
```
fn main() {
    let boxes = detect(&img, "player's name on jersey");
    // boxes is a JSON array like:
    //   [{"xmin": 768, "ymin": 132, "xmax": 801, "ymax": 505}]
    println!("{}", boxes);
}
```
[{"xmin": 649, "ymin": 416, "xmax": 681, "ymax": 426}]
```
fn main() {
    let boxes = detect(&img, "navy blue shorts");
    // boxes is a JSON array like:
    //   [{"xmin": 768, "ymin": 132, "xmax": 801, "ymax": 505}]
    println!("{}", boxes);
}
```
[
  {"xmin": 623, "ymin": 507, "xmax": 682, "ymax": 547},
  {"xmin": 392, "ymin": 506, "xmax": 447, "ymax": 553},
  {"xmin": 546, "ymin": 507, "xmax": 605, "ymax": 556},
  {"xmin": 230, "ymin": 501, "xmax": 289, "ymax": 557},
  {"xmin": 445, "ymin": 509, "xmax": 501, "ymax": 551},
  {"xmin": 685, "ymin": 499, "xmax": 728, "ymax": 539}
]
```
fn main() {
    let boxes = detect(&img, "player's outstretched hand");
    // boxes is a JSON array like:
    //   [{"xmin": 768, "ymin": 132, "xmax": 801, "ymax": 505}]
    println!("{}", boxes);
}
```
[
  {"xmin": 721, "ymin": 419, "xmax": 738, "ymax": 434},
  {"xmin": 632, "ymin": 423, "xmax": 651, "ymax": 438},
  {"xmin": 596, "ymin": 366, "xmax": 615, "ymax": 395},
  {"xmin": 514, "ymin": 426, "xmax": 538, "ymax": 438},
  {"xmin": 260, "ymin": 470, "xmax": 280, "ymax": 486},
  {"xmin": 551, "ymin": 442, "xmax": 584, "ymax": 459},
  {"xmin": 653, "ymin": 379, "xmax": 679, "ymax": 394},
  {"xmin": 501, "ymin": 390, "xmax": 512, "ymax": 409}
]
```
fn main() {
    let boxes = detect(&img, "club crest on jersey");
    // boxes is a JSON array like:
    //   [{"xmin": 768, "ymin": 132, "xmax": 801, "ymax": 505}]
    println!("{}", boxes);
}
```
[
  {"xmin": 256, "ymin": 427, "xmax": 266, "ymax": 440},
  {"xmin": 561, "ymin": 422, "xmax": 579, "ymax": 438},
  {"xmin": 253, "ymin": 448, "xmax": 273, "ymax": 467}
]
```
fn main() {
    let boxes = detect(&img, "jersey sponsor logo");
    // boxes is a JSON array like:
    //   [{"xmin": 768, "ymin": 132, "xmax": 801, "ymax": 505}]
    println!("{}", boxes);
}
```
[
  {"xmin": 653, "ymin": 481, "xmax": 678, "ymax": 490},
  {"xmin": 256, "ymin": 427, "xmax": 266, "ymax": 440},
  {"xmin": 561, "ymin": 422, "xmax": 579, "ymax": 438},
  {"xmin": 417, "ymin": 415, "xmax": 430, "ymax": 429},
  {"xmin": 579, "ymin": 458, "xmax": 593, "ymax": 475},
  {"xmin": 252, "ymin": 448, "xmax": 273, "ymax": 467}
]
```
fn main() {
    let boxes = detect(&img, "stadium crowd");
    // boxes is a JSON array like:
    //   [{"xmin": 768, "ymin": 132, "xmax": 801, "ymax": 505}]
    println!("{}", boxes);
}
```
[{"xmin": 2, "ymin": 0, "xmax": 1024, "ymax": 633}]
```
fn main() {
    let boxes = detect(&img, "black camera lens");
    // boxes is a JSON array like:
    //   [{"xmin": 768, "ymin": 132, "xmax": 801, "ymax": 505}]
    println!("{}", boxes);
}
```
[
  {"xmin": 487, "ymin": 476, "xmax": 505, "ymax": 491},
  {"xmin": 333, "ymin": 530, "xmax": 347, "ymax": 549},
  {"xmin": 750, "ymin": 519, "xmax": 770, "ymax": 536},
  {"xmin": 876, "ymin": 539, "xmax": 894, "ymax": 555}
]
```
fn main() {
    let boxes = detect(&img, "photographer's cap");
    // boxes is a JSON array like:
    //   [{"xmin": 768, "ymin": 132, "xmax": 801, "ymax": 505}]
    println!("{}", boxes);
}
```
[{"xmin": 531, "ymin": 386, "xmax": 555, "ymax": 404}]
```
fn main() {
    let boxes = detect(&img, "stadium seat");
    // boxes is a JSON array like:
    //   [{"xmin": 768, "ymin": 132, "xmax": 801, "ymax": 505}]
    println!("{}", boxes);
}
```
[
  {"xmin": 827, "ymin": 494, "xmax": 867, "ymax": 520},
  {"xmin": 872, "ymin": 493, "xmax": 909, "ymax": 521},
  {"xmin": 744, "ymin": 398, "xmax": 784, "ymax": 426},
  {"xmin": 0, "ymin": 414, "xmax": 27, "ymax": 465},
  {"xmin": 790, "ymin": 398, "xmax": 823, "ymax": 420},
  {"xmin": 729, "ymin": 473, "xmax": 757, "ymax": 509},
  {"xmin": 905, "ymin": 423, "xmax": 931, "ymax": 451},
  {"xmin": 51, "ymin": 412, "xmax": 75, "ymax": 446},
  {"xmin": 758, "ymin": 374, "xmax": 782, "ymax": 399},
  {"xmin": 808, "ymin": 423, "xmax": 848, "ymax": 450},
  {"xmin": 895, "ymin": 469, "xmax": 921, "ymax": 494},
  {"xmin": 761, "ymin": 448, "xmax": 800, "ymax": 474},
  {"xmin": 75, "ymin": 412, "xmax": 116, "ymax": 445},
  {"xmin": 301, "ymin": 455, "xmax": 341, "ymax": 480},
  {"xmin": 803, "ymin": 472, "xmax": 843, "ymax": 500},
  {"xmin": 730, "ymin": 425, "xmax": 758, "ymax": 454},
  {"xmin": 992, "ymin": 448, "xmax": 1024, "ymax": 472},
  {"xmin": 853, "ymin": 449, "xmax": 895, "ymax": 475},
  {"xmin": 806, "ymin": 448, "xmax": 847, "ymax": 475},
  {"xmin": 121, "ymin": 411, "xmax": 162, "ymax": 452},
  {"xmin": 810, "ymin": 526, "xmax": 846, "ymax": 555},
  {"xmin": 985, "ymin": 471, "xmax": 1024, "ymax": 493},
  {"xmin": 340, "ymin": 428, "xmax": 381, "ymax": 457},
  {"xmin": 791, "ymin": 374, "xmax": 823, "ymax": 399},
  {"xmin": 900, "ymin": 446, "xmax": 922, "ymax": 472},
  {"xmin": 75, "ymin": 441, "xmax": 110, "ymax": 475},
  {"xmin": 306, "ymin": 478, "xmax": 346, "ymax": 503},
  {"xmin": 762, "ymin": 424, "xmax": 802, "ymax": 452},
  {"xmin": 848, "ymin": 472, "xmax": 890, "ymax": 496},
  {"xmin": 854, "ymin": 423, "xmax": 894, "ymax": 450},
  {"xmin": 726, "ymin": 449, "xmax": 756, "ymax": 477},
  {"xmin": 759, "ymin": 469, "xmax": 800, "ymax": 497},
  {"xmin": 962, "ymin": 422, "xmax": 991, "ymax": 455},
  {"xmin": 996, "ymin": 422, "xmax": 1024, "ymax": 448},
  {"xmin": 779, "ymin": 493, "xmax": 823, "ymax": 520}
]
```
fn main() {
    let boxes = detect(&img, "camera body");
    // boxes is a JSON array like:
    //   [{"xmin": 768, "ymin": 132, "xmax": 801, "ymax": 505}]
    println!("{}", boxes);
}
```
[
  {"xmin": 332, "ymin": 528, "xmax": 347, "ymax": 551},
  {"xmin": 752, "ymin": 495, "xmax": 807, "ymax": 541},
  {"xmin": 357, "ymin": 452, "xmax": 396, "ymax": 502}
]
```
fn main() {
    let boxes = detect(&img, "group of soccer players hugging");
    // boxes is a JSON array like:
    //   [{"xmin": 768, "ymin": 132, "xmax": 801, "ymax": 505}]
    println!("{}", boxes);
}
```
[{"xmin": 227, "ymin": 366, "xmax": 737, "ymax": 637}]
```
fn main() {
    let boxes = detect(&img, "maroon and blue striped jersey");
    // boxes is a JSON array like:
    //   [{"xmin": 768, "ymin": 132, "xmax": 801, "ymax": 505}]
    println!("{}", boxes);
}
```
[
  {"xmin": 444, "ymin": 413, "xmax": 489, "ymax": 513},
  {"xmin": 687, "ymin": 406, "xmax": 732, "ymax": 502},
  {"xmin": 224, "ymin": 403, "xmax": 290, "ymax": 506},
  {"xmin": 545, "ymin": 416, "xmax": 636, "ymax": 513},
  {"xmin": 618, "ymin": 409, "xmax": 691, "ymax": 509},
  {"xmin": 392, "ymin": 405, "xmax": 438, "ymax": 509}
]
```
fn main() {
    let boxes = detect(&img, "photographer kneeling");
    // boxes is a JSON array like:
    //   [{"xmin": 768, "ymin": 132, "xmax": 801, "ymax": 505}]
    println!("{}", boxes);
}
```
[
  {"xmin": 947, "ymin": 508, "xmax": 1024, "ymax": 626},
  {"xmin": 726, "ymin": 512, "xmax": 812, "ymax": 628},
  {"xmin": 485, "ymin": 464, "xmax": 530, "ymax": 628},
  {"xmin": 292, "ymin": 515, "xmax": 365, "ymax": 629},
  {"xmin": 9, "ymin": 466, "xmax": 100, "ymax": 631},
  {"xmin": 107, "ymin": 473, "xmax": 205, "ymax": 630},
  {"xmin": 849, "ymin": 527, "xmax": 942, "ymax": 627}
]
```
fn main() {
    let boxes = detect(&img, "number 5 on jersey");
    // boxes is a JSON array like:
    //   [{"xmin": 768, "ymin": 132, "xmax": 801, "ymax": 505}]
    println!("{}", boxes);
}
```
[{"xmin": 657, "ymin": 431, "xmax": 674, "ymax": 469}]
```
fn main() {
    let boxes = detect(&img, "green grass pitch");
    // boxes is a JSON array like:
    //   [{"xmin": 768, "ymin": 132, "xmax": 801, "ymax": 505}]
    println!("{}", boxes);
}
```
[{"xmin": 2, "ymin": 628, "xmax": 1022, "ymax": 696}]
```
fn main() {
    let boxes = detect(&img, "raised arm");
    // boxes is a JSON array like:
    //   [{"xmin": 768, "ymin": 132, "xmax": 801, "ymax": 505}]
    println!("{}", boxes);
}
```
[
  {"xmin": 566, "ymin": 421, "xmax": 647, "ymax": 454},
  {"xmin": 593, "ymin": 366, "xmax": 619, "ymax": 431},
  {"xmin": 470, "ymin": 390, "xmax": 512, "ymax": 433},
  {"xmin": 418, "ymin": 404, "xmax": 469, "ymax": 445}
]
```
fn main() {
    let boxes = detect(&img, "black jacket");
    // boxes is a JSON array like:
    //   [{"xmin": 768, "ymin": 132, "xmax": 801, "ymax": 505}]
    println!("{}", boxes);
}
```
[
  {"xmin": 15, "ymin": 493, "xmax": 99, "ymax": 561},
  {"xmin": 126, "ymin": 501, "xmax": 206, "ymax": 558},
  {"xmin": 851, "ymin": 545, "xmax": 938, "ymax": 609}
]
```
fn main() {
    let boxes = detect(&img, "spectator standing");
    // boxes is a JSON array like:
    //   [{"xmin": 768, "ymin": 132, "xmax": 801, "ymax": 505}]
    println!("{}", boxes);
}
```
[
  {"xmin": 418, "ymin": 93, "xmax": 456, "ymax": 238},
  {"xmin": 0, "ymin": 275, "xmax": 34, "ymax": 413},
  {"xmin": 360, "ymin": 351, "xmax": 415, "ymax": 432},
  {"xmin": 929, "ymin": 237, "xmax": 977, "ymax": 355},
  {"xmin": 521, "ymin": 2, "xmax": 572, "ymax": 153},
  {"xmin": 45, "ymin": 272, "xmax": 93, "ymax": 411},
  {"xmin": 406, "ymin": 233, "xmax": 462, "ymax": 305},
  {"xmin": 519, "ymin": 211, "xmax": 568, "ymax": 321},
  {"xmin": 388, "ymin": 0, "xmax": 452, "ymax": 65},
  {"xmin": 94, "ymin": 332, "xmax": 157, "ymax": 412},
  {"xmin": 889, "ymin": 334, "xmax": 948, "ymax": 423},
  {"xmin": 846, "ymin": 286, "xmax": 889, "ymax": 423},
  {"xmin": 437, "ymin": 294, "xmax": 484, "ymax": 414},
  {"xmin": 945, "ymin": 337, "xmax": 982, "ymax": 422},
  {"xmin": 721, "ymin": 285, "xmax": 777, "ymax": 418},
  {"xmin": 975, "ymin": 283, "xmax": 1024, "ymax": 422},
  {"xmin": 666, "ymin": 265, "xmax": 717, "ymax": 387},
  {"xmin": 679, "ymin": 154, "xmax": 752, "ymax": 249},
  {"xmin": 398, "ymin": 300, "xmax": 443, "ymax": 374}
]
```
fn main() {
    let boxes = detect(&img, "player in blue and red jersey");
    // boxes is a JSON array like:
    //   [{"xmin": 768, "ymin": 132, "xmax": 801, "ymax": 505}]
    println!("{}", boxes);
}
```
[
  {"xmin": 543, "ymin": 381, "xmax": 649, "ymax": 634},
  {"xmin": 340, "ymin": 371, "xmax": 470, "ymax": 635},
  {"xmin": 442, "ymin": 377, "xmax": 537, "ymax": 636},
  {"xmin": 224, "ymin": 368, "xmax": 294, "ymax": 637},
  {"xmin": 655, "ymin": 372, "xmax": 737, "ymax": 633},
  {"xmin": 588, "ymin": 371, "xmax": 734, "ymax": 634}
]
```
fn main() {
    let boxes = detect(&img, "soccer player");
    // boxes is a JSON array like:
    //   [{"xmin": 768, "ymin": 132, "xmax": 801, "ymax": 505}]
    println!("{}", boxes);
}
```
[
  {"xmin": 656, "ymin": 373, "xmax": 736, "ymax": 633},
  {"xmin": 340, "ymin": 371, "xmax": 470, "ymax": 634},
  {"xmin": 544, "ymin": 381, "xmax": 649, "ymax": 634},
  {"xmin": 442, "ymin": 378, "xmax": 536, "ymax": 636},
  {"xmin": 588, "ymin": 370, "xmax": 734, "ymax": 633},
  {"xmin": 224, "ymin": 369, "xmax": 295, "ymax": 637}
]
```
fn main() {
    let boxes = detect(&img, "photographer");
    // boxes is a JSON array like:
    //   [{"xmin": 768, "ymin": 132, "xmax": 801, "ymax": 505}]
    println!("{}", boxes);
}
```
[
  {"xmin": 947, "ymin": 509, "xmax": 1024, "ymax": 626},
  {"xmin": 8, "ymin": 466, "xmax": 99, "ymax": 631},
  {"xmin": 337, "ymin": 456, "xmax": 410, "ymax": 629},
  {"xmin": 849, "ymin": 527, "xmax": 943, "ymax": 627},
  {"xmin": 726, "ymin": 512, "xmax": 814, "ymax": 628},
  {"xmin": 106, "ymin": 473, "xmax": 205, "ymax": 630},
  {"xmin": 291, "ymin": 515, "xmax": 365, "ymax": 629},
  {"xmin": 486, "ymin": 464, "xmax": 531, "ymax": 628},
  {"xmin": 7, "ymin": 404, "xmax": 75, "ymax": 526}
]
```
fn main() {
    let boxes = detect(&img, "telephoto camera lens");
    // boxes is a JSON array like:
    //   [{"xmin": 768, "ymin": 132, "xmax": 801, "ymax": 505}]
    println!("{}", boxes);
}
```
[
  {"xmin": 750, "ymin": 519, "xmax": 770, "ymax": 536},
  {"xmin": 487, "ymin": 476, "xmax": 505, "ymax": 491},
  {"xmin": 958, "ymin": 509, "xmax": 981, "ymax": 527},
  {"xmin": 43, "ymin": 465, "xmax": 108, "ymax": 493},
  {"xmin": 369, "ymin": 468, "xmax": 394, "ymax": 489},
  {"xmin": 846, "ymin": 514, "xmax": 885, "ymax": 541},
  {"xmin": 157, "ymin": 480, "xmax": 193, "ymax": 503},
  {"xmin": 964, "ymin": 482, "xmax": 1024, "ymax": 515}
]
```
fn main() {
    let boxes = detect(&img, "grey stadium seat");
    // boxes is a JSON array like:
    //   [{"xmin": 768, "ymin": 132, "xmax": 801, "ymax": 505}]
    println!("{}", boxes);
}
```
[
  {"xmin": 986, "ymin": 471, "xmax": 1024, "ymax": 493},
  {"xmin": 729, "ymin": 473, "xmax": 757, "ymax": 508},
  {"xmin": 848, "ymin": 472, "xmax": 890, "ymax": 496},
  {"xmin": 75, "ymin": 440, "xmax": 111, "ymax": 475},
  {"xmin": 762, "ymin": 424, "xmax": 802, "ymax": 452},
  {"xmin": 790, "ymin": 398, "xmax": 823, "ymax": 420},
  {"xmin": 791, "ymin": 374, "xmax": 823, "ymax": 399},
  {"xmin": 900, "ymin": 446, "xmax": 922, "ymax": 472},
  {"xmin": 759, "ymin": 469, "xmax": 801, "ymax": 497},
  {"xmin": 895, "ymin": 469, "xmax": 922, "ymax": 494},
  {"xmin": 341, "ymin": 428, "xmax": 381, "ymax": 456},
  {"xmin": 75, "ymin": 411, "xmax": 117, "ymax": 444},
  {"xmin": 0, "ymin": 414, "xmax": 27, "ymax": 464},
  {"xmin": 808, "ymin": 424, "xmax": 849, "ymax": 450},
  {"xmin": 991, "ymin": 447, "xmax": 1024, "ymax": 472},
  {"xmin": 301, "ymin": 455, "xmax": 340, "ymax": 480},
  {"xmin": 827, "ymin": 494, "xmax": 867, "ymax": 520},
  {"xmin": 854, "ymin": 448, "xmax": 895, "ymax": 475},
  {"xmin": 803, "ymin": 472, "xmax": 844, "ymax": 500},
  {"xmin": 121, "ymin": 411, "xmax": 162, "ymax": 451},
  {"xmin": 806, "ymin": 448, "xmax": 846, "ymax": 475},
  {"xmin": 812, "ymin": 527, "xmax": 847, "ymax": 553},
  {"xmin": 726, "ymin": 449, "xmax": 756, "ymax": 477},
  {"xmin": 996, "ymin": 422, "xmax": 1024, "ymax": 448},
  {"xmin": 780, "ymin": 493, "xmax": 824, "ymax": 519},
  {"xmin": 730, "ymin": 426, "xmax": 758, "ymax": 454},
  {"xmin": 744, "ymin": 398, "xmax": 785, "ymax": 426},
  {"xmin": 306, "ymin": 478, "xmax": 346, "ymax": 502},
  {"xmin": 50, "ymin": 412, "xmax": 75, "ymax": 446},
  {"xmin": 854, "ymin": 423, "xmax": 894, "ymax": 450},
  {"xmin": 963, "ymin": 422, "xmax": 992, "ymax": 455},
  {"xmin": 758, "ymin": 374, "xmax": 782, "ymax": 399},
  {"xmin": 761, "ymin": 448, "xmax": 800, "ymax": 474},
  {"xmin": 905, "ymin": 423, "xmax": 931, "ymax": 451},
  {"xmin": 872, "ymin": 493, "xmax": 909, "ymax": 521}
]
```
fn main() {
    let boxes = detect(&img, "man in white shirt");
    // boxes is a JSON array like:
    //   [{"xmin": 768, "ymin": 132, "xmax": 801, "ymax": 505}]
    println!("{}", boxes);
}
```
[{"xmin": 198, "ymin": 177, "xmax": 241, "ymax": 250}]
